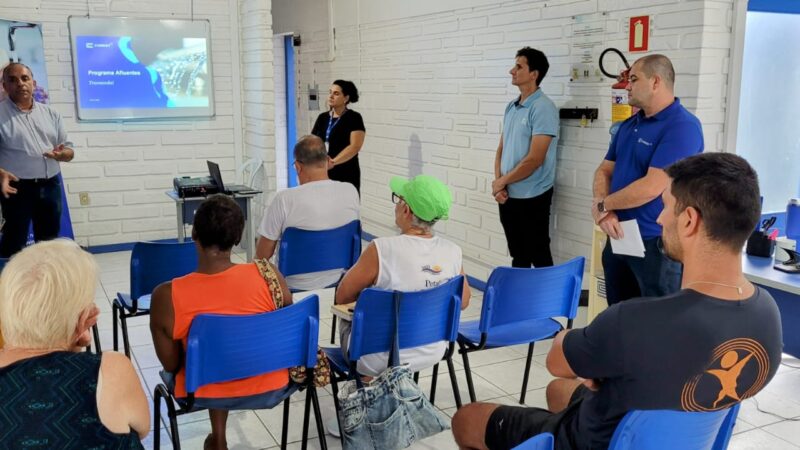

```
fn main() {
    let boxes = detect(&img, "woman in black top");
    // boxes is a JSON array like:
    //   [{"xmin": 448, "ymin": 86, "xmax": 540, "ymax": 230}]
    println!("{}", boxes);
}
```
[{"xmin": 311, "ymin": 79, "xmax": 366, "ymax": 193}]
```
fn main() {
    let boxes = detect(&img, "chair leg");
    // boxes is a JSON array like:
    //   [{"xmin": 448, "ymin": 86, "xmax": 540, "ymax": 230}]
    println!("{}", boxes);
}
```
[
  {"xmin": 310, "ymin": 387, "xmax": 328, "ymax": 450},
  {"xmin": 167, "ymin": 399, "xmax": 181, "ymax": 450},
  {"xmin": 460, "ymin": 348, "xmax": 477, "ymax": 403},
  {"xmin": 153, "ymin": 387, "xmax": 163, "ymax": 449},
  {"xmin": 330, "ymin": 316, "xmax": 337, "ymax": 344},
  {"xmin": 519, "ymin": 342, "xmax": 535, "ymax": 404},
  {"xmin": 112, "ymin": 303, "xmax": 119, "ymax": 351},
  {"xmin": 92, "ymin": 324, "xmax": 102, "ymax": 353},
  {"xmin": 430, "ymin": 363, "xmax": 439, "ymax": 405},
  {"xmin": 120, "ymin": 312, "xmax": 131, "ymax": 358},
  {"xmin": 302, "ymin": 388, "xmax": 312, "ymax": 450},
  {"xmin": 281, "ymin": 398, "xmax": 290, "ymax": 450},
  {"xmin": 330, "ymin": 375, "xmax": 344, "ymax": 446},
  {"xmin": 446, "ymin": 357, "xmax": 462, "ymax": 409}
]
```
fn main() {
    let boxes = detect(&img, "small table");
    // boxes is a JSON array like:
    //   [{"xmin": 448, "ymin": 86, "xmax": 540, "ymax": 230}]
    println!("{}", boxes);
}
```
[
  {"xmin": 331, "ymin": 302, "xmax": 355, "ymax": 321},
  {"xmin": 165, "ymin": 190, "xmax": 261, "ymax": 261}
]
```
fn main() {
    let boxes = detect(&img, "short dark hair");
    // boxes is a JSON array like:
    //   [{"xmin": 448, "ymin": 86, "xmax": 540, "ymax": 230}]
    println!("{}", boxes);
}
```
[
  {"xmin": 665, "ymin": 153, "xmax": 761, "ymax": 252},
  {"xmin": 2, "ymin": 62, "xmax": 34, "ymax": 82},
  {"xmin": 293, "ymin": 135, "xmax": 328, "ymax": 167},
  {"xmin": 634, "ymin": 54, "xmax": 675, "ymax": 89},
  {"xmin": 333, "ymin": 79, "xmax": 359, "ymax": 104},
  {"xmin": 515, "ymin": 47, "xmax": 549, "ymax": 85},
  {"xmin": 192, "ymin": 194, "xmax": 244, "ymax": 250}
]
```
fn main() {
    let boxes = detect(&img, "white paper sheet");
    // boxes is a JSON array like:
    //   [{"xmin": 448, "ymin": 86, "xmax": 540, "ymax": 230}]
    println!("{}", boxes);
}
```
[{"xmin": 609, "ymin": 219, "xmax": 646, "ymax": 258}]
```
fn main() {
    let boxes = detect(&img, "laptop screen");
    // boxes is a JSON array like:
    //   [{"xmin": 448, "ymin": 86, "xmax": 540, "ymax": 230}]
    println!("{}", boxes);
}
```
[{"xmin": 206, "ymin": 160, "xmax": 225, "ymax": 191}]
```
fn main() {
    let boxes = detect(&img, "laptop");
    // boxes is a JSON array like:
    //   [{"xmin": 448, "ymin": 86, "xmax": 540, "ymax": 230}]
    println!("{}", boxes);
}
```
[{"xmin": 206, "ymin": 161, "xmax": 258, "ymax": 195}]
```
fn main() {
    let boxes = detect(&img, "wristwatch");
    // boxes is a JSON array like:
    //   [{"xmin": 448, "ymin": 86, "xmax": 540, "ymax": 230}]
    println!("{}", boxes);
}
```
[{"xmin": 597, "ymin": 200, "xmax": 606, "ymax": 213}]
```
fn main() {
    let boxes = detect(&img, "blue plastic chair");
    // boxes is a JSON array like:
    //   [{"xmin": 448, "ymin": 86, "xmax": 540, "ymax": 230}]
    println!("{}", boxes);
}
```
[
  {"xmin": 153, "ymin": 295, "xmax": 326, "ymax": 450},
  {"xmin": 512, "ymin": 432, "xmax": 554, "ymax": 450},
  {"xmin": 112, "ymin": 240, "xmax": 198, "ymax": 357},
  {"xmin": 322, "ymin": 275, "xmax": 466, "ymax": 419},
  {"xmin": 511, "ymin": 403, "xmax": 739, "ymax": 450},
  {"xmin": 608, "ymin": 404, "xmax": 741, "ymax": 450},
  {"xmin": 277, "ymin": 219, "xmax": 361, "ymax": 344},
  {"xmin": 458, "ymin": 257, "xmax": 585, "ymax": 404}
]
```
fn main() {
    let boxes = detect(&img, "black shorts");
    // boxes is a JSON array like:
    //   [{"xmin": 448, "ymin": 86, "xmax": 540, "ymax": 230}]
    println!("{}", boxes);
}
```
[{"xmin": 484, "ymin": 384, "xmax": 587, "ymax": 450}]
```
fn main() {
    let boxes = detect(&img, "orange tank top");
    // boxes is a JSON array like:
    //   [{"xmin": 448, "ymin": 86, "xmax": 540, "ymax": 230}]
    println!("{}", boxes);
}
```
[{"xmin": 171, "ymin": 263, "xmax": 288, "ymax": 398}]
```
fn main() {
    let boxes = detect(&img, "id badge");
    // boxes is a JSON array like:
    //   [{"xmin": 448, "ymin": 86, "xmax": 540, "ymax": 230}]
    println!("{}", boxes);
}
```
[{"xmin": 325, "ymin": 141, "xmax": 330, "ymax": 153}]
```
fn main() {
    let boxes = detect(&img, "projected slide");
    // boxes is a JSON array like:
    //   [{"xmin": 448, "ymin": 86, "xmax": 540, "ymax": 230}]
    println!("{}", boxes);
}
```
[
  {"xmin": 76, "ymin": 36, "xmax": 208, "ymax": 109},
  {"xmin": 68, "ymin": 17, "xmax": 215, "ymax": 121}
]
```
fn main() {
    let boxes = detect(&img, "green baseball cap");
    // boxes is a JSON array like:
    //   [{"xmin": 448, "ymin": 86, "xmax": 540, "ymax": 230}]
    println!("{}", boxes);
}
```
[{"xmin": 389, "ymin": 175, "xmax": 452, "ymax": 222}]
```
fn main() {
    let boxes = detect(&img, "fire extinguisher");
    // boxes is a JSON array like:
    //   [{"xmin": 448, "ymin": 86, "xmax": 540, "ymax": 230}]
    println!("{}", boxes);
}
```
[{"xmin": 599, "ymin": 48, "xmax": 639, "ymax": 135}]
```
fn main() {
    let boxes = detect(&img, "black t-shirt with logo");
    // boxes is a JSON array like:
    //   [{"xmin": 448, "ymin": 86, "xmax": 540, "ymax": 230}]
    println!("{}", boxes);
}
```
[
  {"xmin": 559, "ymin": 287, "xmax": 783, "ymax": 450},
  {"xmin": 311, "ymin": 109, "xmax": 366, "ymax": 193}
]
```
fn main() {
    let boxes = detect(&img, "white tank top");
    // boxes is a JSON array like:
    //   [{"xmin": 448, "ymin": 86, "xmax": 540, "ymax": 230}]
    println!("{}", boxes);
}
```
[{"xmin": 356, "ymin": 234, "xmax": 463, "ymax": 376}]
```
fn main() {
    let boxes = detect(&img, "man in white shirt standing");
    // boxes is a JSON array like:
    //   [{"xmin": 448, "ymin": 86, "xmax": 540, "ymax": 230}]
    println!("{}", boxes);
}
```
[{"xmin": 255, "ymin": 135, "xmax": 359, "ymax": 290}]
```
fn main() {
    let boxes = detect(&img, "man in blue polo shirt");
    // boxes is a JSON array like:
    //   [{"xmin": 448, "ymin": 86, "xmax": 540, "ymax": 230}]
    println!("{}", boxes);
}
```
[
  {"xmin": 591, "ymin": 54, "xmax": 703, "ymax": 304},
  {"xmin": 491, "ymin": 47, "xmax": 559, "ymax": 268}
]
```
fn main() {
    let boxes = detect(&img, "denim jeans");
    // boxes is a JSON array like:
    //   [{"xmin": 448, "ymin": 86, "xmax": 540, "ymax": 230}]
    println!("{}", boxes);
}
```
[
  {"xmin": 338, "ymin": 365, "xmax": 449, "ymax": 450},
  {"xmin": 602, "ymin": 237, "xmax": 682, "ymax": 305},
  {"xmin": 0, "ymin": 175, "xmax": 62, "ymax": 257}
]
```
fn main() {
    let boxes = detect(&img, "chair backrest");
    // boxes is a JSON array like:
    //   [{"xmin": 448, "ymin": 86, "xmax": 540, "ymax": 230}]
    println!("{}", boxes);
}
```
[
  {"xmin": 277, "ymin": 220, "xmax": 362, "ymax": 277},
  {"xmin": 608, "ymin": 404, "xmax": 741, "ymax": 450},
  {"xmin": 479, "ymin": 257, "xmax": 584, "ymax": 332},
  {"xmin": 130, "ymin": 240, "xmax": 198, "ymax": 300},
  {"xmin": 348, "ymin": 275, "xmax": 464, "ymax": 361},
  {"xmin": 512, "ymin": 432, "xmax": 554, "ymax": 450},
  {"xmin": 184, "ymin": 294, "xmax": 319, "ymax": 394}
]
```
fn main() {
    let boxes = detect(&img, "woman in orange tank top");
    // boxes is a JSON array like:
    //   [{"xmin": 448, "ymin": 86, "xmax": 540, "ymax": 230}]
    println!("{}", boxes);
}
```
[{"xmin": 149, "ymin": 195, "xmax": 293, "ymax": 450}]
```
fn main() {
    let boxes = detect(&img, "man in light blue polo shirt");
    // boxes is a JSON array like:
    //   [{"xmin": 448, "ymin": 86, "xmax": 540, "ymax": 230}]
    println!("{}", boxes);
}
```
[
  {"xmin": 592, "ymin": 54, "xmax": 703, "ymax": 305},
  {"xmin": 492, "ymin": 47, "xmax": 559, "ymax": 268},
  {"xmin": 0, "ymin": 63, "xmax": 74, "ymax": 257}
]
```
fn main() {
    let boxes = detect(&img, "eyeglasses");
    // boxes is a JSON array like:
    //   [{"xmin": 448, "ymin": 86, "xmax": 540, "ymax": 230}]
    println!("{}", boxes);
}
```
[{"xmin": 391, "ymin": 193, "xmax": 403, "ymax": 204}]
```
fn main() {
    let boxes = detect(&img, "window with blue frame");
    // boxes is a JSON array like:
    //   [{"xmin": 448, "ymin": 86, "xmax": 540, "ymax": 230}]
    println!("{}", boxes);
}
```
[{"xmin": 735, "ymin": 0, "xmax": 800, "ymax": 215}]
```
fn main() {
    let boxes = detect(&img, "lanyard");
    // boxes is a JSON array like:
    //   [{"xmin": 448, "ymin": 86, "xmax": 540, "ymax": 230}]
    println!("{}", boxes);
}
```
[{"xmin": 325, "ymin": 110, "xmax": 345, "ymax": 142}]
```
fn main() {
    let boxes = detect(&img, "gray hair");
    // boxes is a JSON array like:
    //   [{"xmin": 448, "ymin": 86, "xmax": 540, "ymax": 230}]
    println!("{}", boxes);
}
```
[
  {"xmin": 634, "ymin": 54, "xmax": 675, "ymax": 90},
  {"xmin": 410, "ymin": 215, "xmax": 437, "ymax": 232},
  {"xmin": 293, "ymin": 135, "xmax": 328, "ymax": 168}
]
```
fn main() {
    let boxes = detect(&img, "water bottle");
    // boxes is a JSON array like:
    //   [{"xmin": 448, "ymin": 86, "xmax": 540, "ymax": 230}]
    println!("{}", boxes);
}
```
[{"xmin": 787, "ymin": 199, "xmax": 800, "ymax": 241}]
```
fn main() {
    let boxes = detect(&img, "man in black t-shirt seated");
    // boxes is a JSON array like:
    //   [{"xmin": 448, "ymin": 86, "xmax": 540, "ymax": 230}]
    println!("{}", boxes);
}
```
[{"xmin": 452, "ymin": 153, "xmax": 783, "ymax": 450}]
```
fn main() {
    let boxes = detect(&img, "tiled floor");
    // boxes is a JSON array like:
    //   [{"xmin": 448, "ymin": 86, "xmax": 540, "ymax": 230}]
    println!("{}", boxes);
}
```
[{"xmin": 92, "ymin": 250, "xmax": 800, "ymax": 449}]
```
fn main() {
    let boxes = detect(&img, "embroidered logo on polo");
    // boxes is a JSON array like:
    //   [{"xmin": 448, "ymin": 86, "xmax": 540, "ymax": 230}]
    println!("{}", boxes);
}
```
[
  {"xmin": 680, "ymin": 338, "xmax": 771, "ymax": 411},
  {"xmin": 637, "ymin": 137, "xmax": 653, "ymax": 146}
]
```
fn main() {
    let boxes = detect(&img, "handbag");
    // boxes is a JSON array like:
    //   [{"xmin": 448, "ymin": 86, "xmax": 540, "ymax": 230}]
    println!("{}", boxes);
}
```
[
  {"xmin": 254, "ymin": 258, "xmax": 331, "ymax": 387},
  {"xmin": 338, "ymin": 291, "xmax": 450, "ymax": 450}
]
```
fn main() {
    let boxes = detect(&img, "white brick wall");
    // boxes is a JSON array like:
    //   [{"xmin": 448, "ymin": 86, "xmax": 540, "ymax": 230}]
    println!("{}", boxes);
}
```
[
  {"xmin": 273, "ymin": 0, "xmax": 737, "ymax": 281},
  {"xmin": 2, "ymin": 0, "xmax": 272, "ymax": 248}
]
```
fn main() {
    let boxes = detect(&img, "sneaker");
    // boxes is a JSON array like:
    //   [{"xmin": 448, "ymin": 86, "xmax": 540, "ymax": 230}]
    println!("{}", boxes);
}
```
[{"xmin": 326, "ymin": 417, "xmax": 340, "ymax": 438}]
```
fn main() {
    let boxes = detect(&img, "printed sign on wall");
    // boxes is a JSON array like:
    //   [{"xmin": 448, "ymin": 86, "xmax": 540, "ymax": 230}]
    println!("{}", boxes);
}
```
[{"xmin": 629, "ymin": 16, "xmax": 650, "ymax": 52}]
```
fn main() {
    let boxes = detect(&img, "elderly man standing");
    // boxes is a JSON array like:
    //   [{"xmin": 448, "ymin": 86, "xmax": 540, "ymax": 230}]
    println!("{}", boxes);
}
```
[
  {"xmin": 591, "ymin": 54, "xmax": 703, "ymax": 305},
  {"xmin": 0, "ymin": 63, "xmax": 74, "ymax": 257},
  {"xmin": 256, "ymin": 134, "xmax": 360, "ymax": 291}
]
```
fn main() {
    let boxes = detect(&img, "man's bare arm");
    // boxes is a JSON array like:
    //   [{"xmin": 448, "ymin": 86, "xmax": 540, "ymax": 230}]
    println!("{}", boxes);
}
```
[
  {"xmin": 334, "ymin": 243, "xmax": 379, "ymax": 305},
  {"xmin": 603, "ymin": 167, "xmax": 669, "ymax": 212}
]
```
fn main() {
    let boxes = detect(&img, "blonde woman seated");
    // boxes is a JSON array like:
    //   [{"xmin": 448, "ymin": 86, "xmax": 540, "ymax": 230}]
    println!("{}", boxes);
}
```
[{"xmin": 0, "ymin": 240, "xmax": 149, "ymax": 448}]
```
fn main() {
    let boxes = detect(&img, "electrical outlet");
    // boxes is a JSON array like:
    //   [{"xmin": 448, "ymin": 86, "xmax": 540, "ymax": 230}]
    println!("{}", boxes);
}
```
[{"xmin": 79, "ymin": 192, "xmax": 90, "ymax": 206}]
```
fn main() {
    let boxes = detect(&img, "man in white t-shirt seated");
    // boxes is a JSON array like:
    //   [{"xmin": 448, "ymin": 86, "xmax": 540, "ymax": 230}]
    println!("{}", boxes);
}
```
[
  {"xmin": 335, "ymin": 174, "xmax": 471, "ymax": 377},
  {"xmin": 256, "ymin": 135, "xmax": 360, "ymax": 291}
]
